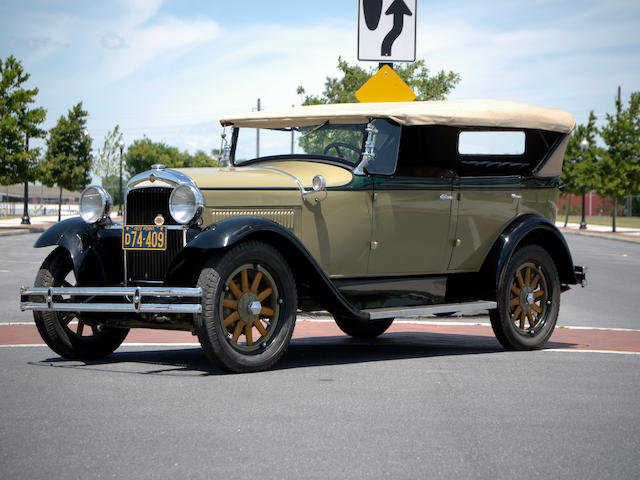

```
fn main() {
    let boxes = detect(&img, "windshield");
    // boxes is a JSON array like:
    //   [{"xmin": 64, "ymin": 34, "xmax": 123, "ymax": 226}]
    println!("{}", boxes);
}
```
[{"xmin": 232, "ymin": 123, "xmax": 366, "ymax": 166}]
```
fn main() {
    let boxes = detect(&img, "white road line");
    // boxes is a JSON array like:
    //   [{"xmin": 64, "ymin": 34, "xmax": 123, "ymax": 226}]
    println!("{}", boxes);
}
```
[{"xmin": 544, "ymin": 349, "xmax": 640, "ymax": 356}]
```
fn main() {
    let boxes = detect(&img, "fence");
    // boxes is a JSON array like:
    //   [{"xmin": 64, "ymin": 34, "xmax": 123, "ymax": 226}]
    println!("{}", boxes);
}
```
[
  {"xmin": 0, "ymin": 202, "xmax": 79, "ymax": 217},
  {"xmin": 559, "ymin": 193, "xmax": 640, "ymax": 217}
]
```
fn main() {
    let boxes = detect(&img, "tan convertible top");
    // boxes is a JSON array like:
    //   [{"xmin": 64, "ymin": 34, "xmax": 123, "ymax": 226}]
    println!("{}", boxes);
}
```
[{"xmin": 220, "ymin": 100, "xmax": 576, "ymax": 134}]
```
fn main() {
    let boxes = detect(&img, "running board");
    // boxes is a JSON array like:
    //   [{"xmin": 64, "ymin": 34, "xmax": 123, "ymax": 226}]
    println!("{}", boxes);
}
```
[{"xmin": 364, "ymin": 301, "xmax": 497, "ymax": 320}]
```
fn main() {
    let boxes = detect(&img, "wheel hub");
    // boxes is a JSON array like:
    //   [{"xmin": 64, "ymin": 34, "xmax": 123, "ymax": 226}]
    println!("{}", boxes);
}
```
[
  {"xmin": 237, "ymin": 292, "xmax": 260, "ymax": 323},
  {"xmin": 519, "ymin": 286, "xmax": 535, "ymax": 312}
]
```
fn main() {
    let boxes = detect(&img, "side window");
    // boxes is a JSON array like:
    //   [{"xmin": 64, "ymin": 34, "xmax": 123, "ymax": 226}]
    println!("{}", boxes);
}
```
[
  {"xmin": 458, "ymin": 131, "xmax": 525, "ymax": 155},
  {"xmin": 394, "ymin": 126, "xmax": 459, "ymax": 178},
  {"xmin": 366, "ymin": 119, "xmax": 400, "ymax": 175}
]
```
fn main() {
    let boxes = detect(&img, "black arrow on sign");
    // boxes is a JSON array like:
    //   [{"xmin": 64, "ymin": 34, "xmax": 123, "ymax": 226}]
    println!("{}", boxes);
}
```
[{"xmin": 381, "ymin": 0, "xmax": 412, "ymax": 57}]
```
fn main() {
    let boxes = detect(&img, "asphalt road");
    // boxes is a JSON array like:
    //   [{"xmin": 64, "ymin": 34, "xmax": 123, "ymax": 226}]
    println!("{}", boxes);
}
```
[{"xmin": 1, "ymin": 232, "xmax": 639, "ymax": 479}]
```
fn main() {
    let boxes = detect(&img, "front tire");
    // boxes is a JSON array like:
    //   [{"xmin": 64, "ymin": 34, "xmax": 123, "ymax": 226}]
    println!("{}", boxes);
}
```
[
  {"xmin": 33, "ymin": 247, "xmax": 129, "ymax": 360},
  {"xmin": 489, "ymin": 244, "xmax": 560, "ymax": 350},
  {"xmin": 195, "ymin": 241, "xmax": 297, "ymax": 373},
  {"xmin": 334, "ymin": 315, "xmax": 394, "ymax": 339}
]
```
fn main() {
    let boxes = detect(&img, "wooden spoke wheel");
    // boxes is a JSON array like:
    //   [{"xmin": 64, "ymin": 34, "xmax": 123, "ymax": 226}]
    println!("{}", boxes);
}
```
[
  {"xmin": 219, "ymin": 264, "xmax": 280, "ymax": 352},
  {"xmin": 196, "ymin": 241, "xmax": 297, "ymax": 373},
  {"xmin": 33, "ymin": 247, "xmax": 129, "ymax": 360},
  {"xmin": 490, "ymin": 245, "xmax": 560, "ymax": 350}
]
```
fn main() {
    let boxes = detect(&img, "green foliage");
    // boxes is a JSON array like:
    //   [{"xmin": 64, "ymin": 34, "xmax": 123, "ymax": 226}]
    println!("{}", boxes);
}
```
[
  {"xmin": 297, "ymin": 125, "xmax": 364, "ymax": 164},
  {"xmin": 562, "ymin": 111, "xmax": 601, "ymax": 196},
  {"xmin": 599, "ymin": 92, "xmax": 640, "ymax": 200},
  {"xmin": 92, "ymin": 125, "xmax": 124, "ymax": 184},
  {"xmin": 297, "ymin": 57, "xmax": 461, "ymax": 105},
  {"xmin": 124, "ymin": 137, "xmax": 218, "ymax": 176},
  {"xmin": 0, "ymin": 55, "xmax": 47, "ymax": 185},
  {"xmin": 41, "ymin": 102, "xmax": 93, "ymax": 192}
]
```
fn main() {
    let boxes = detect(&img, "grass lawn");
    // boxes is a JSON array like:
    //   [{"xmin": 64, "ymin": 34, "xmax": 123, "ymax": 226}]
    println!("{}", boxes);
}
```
[{"xmin": 562, "ymin": 214, "xmax": 640, "ymax": 229}]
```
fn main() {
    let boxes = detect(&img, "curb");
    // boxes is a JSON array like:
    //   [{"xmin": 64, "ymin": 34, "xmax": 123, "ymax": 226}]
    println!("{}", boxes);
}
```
[
  {"xmin": 560, "ymin": 228, "xmax": 640, "ymax": 245},
  {"xmin": 0, "ymin": 227, "xmax": 45, "ymax": 237}
]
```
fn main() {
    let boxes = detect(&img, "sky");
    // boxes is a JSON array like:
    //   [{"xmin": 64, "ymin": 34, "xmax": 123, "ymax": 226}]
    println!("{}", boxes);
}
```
[{"xmin": 1, "ymin": 0, "xmax": 639, "ymax": 163}]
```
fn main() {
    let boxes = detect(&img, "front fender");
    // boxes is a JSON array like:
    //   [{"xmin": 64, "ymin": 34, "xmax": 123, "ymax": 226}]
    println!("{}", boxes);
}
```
[
  {"xmin": 166, "ymin": 217, "xmax": 368, "ymax": 320},
  {"xmin": 33, "ymin": 217, "xmax": 122, "ymax": 285},
  {"xmin": 482, "ymin": 214, "xmax": 578, "ymax": 292}
]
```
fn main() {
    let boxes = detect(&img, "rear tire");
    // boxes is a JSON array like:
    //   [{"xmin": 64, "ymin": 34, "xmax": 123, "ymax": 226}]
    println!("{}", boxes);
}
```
[
  {"xmin": 334, "ymin": 315, "xmax": 394, "ymax": 339},
  {"xmin": 490, "ymin": 244, "xmax": 560, "ymax": 350},
  {"xmin": 33, "ymin": 247, "xmax": 129, "ymax": 360}
]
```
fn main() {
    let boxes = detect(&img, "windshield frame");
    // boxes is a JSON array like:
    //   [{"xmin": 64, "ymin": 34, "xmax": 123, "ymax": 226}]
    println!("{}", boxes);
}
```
[{"xmin": 230, "ymin": 123, "xmax": 367, "ymax": 168}]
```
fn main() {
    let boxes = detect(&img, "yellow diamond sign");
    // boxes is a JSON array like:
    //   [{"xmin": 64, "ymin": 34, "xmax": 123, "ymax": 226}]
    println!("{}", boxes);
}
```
[{"xmin": 355, "ymin": 65, "xmax": 416, "ymax": 103}]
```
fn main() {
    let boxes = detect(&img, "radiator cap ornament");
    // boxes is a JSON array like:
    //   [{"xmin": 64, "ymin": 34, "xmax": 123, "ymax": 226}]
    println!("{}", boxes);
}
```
[
  {"xmin": 154, "ymin": 214, "xmax": 165, "ymax": 226},
  {"xmin": 152, "ymin": 164, "xmax": 166, "ymax": 170}
]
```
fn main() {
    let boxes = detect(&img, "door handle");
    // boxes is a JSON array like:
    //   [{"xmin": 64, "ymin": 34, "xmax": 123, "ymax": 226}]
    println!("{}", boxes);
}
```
[{"xmin": 440, "ymin": 194, "xmax": 453, "ymax": 201}]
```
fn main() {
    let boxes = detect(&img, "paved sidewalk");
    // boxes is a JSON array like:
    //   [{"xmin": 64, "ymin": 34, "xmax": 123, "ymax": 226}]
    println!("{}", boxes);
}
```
[{"xmin": 557, "ymin": 221, "xmax": 640, "ymax": 244}]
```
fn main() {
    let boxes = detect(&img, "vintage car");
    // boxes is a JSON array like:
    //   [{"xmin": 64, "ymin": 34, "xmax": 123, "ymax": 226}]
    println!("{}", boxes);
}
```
[{"xmin": 21, "ymin": 100, "xmax": 587, "ymax": 372}]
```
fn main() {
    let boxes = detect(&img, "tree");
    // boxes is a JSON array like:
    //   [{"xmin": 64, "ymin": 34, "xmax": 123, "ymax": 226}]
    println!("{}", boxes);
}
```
[
  {"xmin": 598, "ymin": 91, "xmax": 640, "ymax": 232},
  {"xmin": 41, "ymin": 102, "xmax": 93, "ymax": 221},
  {"xmin": 561, "ymin": 111, "xmax": 600, "ymax": 226},
  {"xmin": 0, "ymin": 55, "xmax": 47, "ymax": 185},
  {"xmin": 93, "ymin": 125, "xmax": 123, "ymax": 184},
  {"xmin": 102, "ymin": 173, "xmax": 123, "ymax": 206},
  {"xmin": 124, "ymin": 137, "xmax": 216, "ymax": 176},
  {"xmin": 297, "ymin": 57, "xmax": 461, "ymax": 105}
]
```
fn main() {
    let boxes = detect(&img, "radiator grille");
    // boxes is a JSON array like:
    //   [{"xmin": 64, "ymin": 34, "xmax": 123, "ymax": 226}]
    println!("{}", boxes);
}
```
[{"xmin": 125, "ymin": 187, "xmax": 182, "ymax": 283}]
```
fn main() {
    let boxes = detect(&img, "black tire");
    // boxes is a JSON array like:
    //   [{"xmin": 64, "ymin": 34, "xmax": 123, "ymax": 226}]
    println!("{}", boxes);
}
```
[
  {"xmin": 489, "ymin": 244, "xmax": 560, "ymax": 350},
  {"xmin": 194, "ymin": 241, "xmax": 297, "ymax": 373},
  {"xmin": 334, "ymin": 315, "xmax": 394, "ymax": 339},
  {"xmin": 33, "ymin": 247, "xmax": 129, "ymax": 360}
]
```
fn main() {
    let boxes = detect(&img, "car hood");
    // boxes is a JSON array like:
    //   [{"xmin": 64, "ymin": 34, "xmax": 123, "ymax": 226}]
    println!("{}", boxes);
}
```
[{"xmin": 177, "ymin": 161, "xmax": 354, "ymax": 191}]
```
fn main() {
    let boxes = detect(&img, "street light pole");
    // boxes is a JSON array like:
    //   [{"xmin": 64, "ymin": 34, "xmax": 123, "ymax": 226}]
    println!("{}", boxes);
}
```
[
  {"xmin": 20, "ymin": 134, "xmax": 31, "ymax": 225},
  {"xmin": 118, "ymin": 140, "xmax": 124, "ymax": 216},
  {"xmin": 579, "ymin": 138, "xmax": 589, "ymax": 230}
]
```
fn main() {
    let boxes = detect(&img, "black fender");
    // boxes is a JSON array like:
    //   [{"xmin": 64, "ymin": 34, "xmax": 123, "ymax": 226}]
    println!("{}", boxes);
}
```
[
  {"xmin": 33, "ymin": 217, "xmax": 123, "ymax": 285},
  {"xmin": 166, "ymin": 216, "xmax": 368, "ymax": 320},
  {"xmin": 481, "ymin": 214, "xmax": 578, "ymax": 295}
]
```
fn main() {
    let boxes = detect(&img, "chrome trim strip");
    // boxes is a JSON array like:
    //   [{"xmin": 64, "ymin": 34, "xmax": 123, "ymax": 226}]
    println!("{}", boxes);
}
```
[
  {"xmin": 364, "ymin": 301, "xmax": 497, "ymax": 320},
  {"xmin": 20, "ymin": 286, "xmax": 202, "ymax": 314},
  {"xmin": 256, "ymin": 166, "xmax": 327, "ymax": 203}
]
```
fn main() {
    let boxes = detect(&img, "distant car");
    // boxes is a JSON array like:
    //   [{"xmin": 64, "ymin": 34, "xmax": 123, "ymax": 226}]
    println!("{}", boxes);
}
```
[{"xmin": 21, "ymin": 100, "xmax": 586, "ymax": 372}]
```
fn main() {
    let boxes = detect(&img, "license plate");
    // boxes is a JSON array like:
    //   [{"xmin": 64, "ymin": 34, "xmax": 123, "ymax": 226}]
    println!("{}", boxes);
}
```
[{"xmin": 122, "ymin": 225, "xmax": 167, "ymax": 251}]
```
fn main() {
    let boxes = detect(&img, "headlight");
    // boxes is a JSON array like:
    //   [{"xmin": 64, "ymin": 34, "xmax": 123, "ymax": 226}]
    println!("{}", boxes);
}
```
[
  {"xmin": 79, "ymin": 186, "xmax": 111, "ymax": 224},
  {"xmin": 169, "ymin": 185, "xmax": 204, "ymax": 225}
]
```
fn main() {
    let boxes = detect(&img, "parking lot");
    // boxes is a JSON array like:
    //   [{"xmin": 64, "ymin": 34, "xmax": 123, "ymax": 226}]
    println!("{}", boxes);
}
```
[{"xmin": 1, "ymin": 232, "xmax": 639, "ymax": 479}]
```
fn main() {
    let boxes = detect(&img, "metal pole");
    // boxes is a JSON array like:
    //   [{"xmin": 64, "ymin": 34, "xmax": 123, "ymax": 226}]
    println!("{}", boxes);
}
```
[
  {"xmin": 118, "ymin": 145, "xmax": 123, "ymax": 216},
  {"xmin": 579, "ymin": 185, "xmax": 587, "ymax": 229},
  {"xmin": 256, "ymin": 98, "xmax": 261, "ymax": 158},
  {"xmin": 21, "ymin": 134, "xmax": 31, "ymax": 224},
  {"xmin": 291, "ymin": 105, "xmax": 294, "ymax": 154}
]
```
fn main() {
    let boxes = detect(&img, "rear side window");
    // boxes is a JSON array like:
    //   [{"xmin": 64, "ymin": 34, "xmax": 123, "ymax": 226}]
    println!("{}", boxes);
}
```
[{"xmin": 458, "ymin": 131, "xmax": 525, "ymax": 155}]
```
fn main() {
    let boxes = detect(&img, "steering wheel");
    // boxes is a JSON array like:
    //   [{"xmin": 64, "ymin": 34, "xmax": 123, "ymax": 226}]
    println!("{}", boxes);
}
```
[{"xmin": 322, "ymin": 142, "xmax": 361, "ymax": 159}]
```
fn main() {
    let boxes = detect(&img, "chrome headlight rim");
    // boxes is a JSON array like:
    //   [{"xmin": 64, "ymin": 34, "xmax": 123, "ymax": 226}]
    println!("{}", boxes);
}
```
[
  {"xmin": 79, "ymin": 185, "xmax": 112, "ymax": 224},
  {"xmin": 169, "ymin": 184, "xmax": 204, "ymax": 225}
]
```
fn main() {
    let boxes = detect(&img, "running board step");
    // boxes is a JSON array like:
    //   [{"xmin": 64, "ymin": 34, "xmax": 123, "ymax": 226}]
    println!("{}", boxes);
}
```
[{"xmin": 364, "ymin": 301, "xmax": 497, "ymax": 320}]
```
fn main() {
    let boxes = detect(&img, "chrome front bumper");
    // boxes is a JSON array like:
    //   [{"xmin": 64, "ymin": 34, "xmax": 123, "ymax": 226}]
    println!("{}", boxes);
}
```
[
  {"xmin": 574, "ymin": 265, "xmax": 588, "ymax": 287},
  {"xmin": 20, "ymin": 286, "xmax": 202, "ymax": 314}
]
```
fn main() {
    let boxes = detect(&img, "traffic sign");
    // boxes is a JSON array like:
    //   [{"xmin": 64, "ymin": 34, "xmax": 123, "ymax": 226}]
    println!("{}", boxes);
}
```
[
  {"xmin": 358, "ymin": 0, "xmax": 417, "ymax": 62},
  {"xmin": 355, "ymin": 65, "xmax": 417, "ymax": 102}
]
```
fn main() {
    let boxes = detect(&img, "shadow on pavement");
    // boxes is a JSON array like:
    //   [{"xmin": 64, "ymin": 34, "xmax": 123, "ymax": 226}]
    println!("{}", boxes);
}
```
[{"xmin": 28, "ymin": 331, "xmax": 577, "ymax": 376}]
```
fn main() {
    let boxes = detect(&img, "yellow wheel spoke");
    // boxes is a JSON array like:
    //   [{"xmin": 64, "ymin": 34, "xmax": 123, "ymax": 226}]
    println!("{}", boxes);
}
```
[
  {"xmin": 517, "ymin": 271, "xmax": 525, "ymax": 288},
  {"xmin": 511, "ymin": 285, "xmax": 521, "ymax": 296},
  {"xmin": 224, "ymin": 311, "xmax": 240, "ymax": 327},
  {"xmin": 509, "ymin": 297, "xmax": 520, "ymax": 307},
  {"xmin": 519, "ymin": 312, "xmax": 525, "ymax": 330},
  {"xmin": 241, "ymin": 269, "xmax": 249, "ymax": 292},
  {"xmin": 222, "ymin": 298, "xmax": 238, "ymax": 309},
  {"xmin": 232, "ymin": 321, "xmax": 244, "ymax": 342},
  {"xmin": 531, "ymin": 274, "xmax": 541, "ymax": 290},
  {"xmin": 527, "ymin": 311, "xmax": 535, "ymax": 328},
  {"xmin": 250, "ymin": 272, "xmax": 263, "ymax": 294},
  {"xmin": 77, "ymin": 320, "xmax": 84, "ymax": 335},
  {"xmin": 532, "ymin": 304, "xmax": 542, "ymax": 314},
  {"xmin": 260, "ymin": 307, "xmax": 275, "ymax": 317},
  {"xmin": 228, "ymin": 280, "xmax": 242, "ymax": 300},
  {"xmin": 245, "ymin": 324, "xmax": 253, "ymax": 346},
  {"xmin": 525, "ymin": 267, "xmax": 531, "ymax": 286},
  {"xmin": 257, "ymin": 288, "xmax": 273, "ymax": 302},
  {"xmin": 512, "ymin": 306, "xmax": 522, "ymax": 324},
  {"xmin": 254, "ymin": 320, "xmax": 268, "ymax": 337},
  {"xmin": 534, "ymin": 290, "xmax": 545, "ymax": 299}
]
